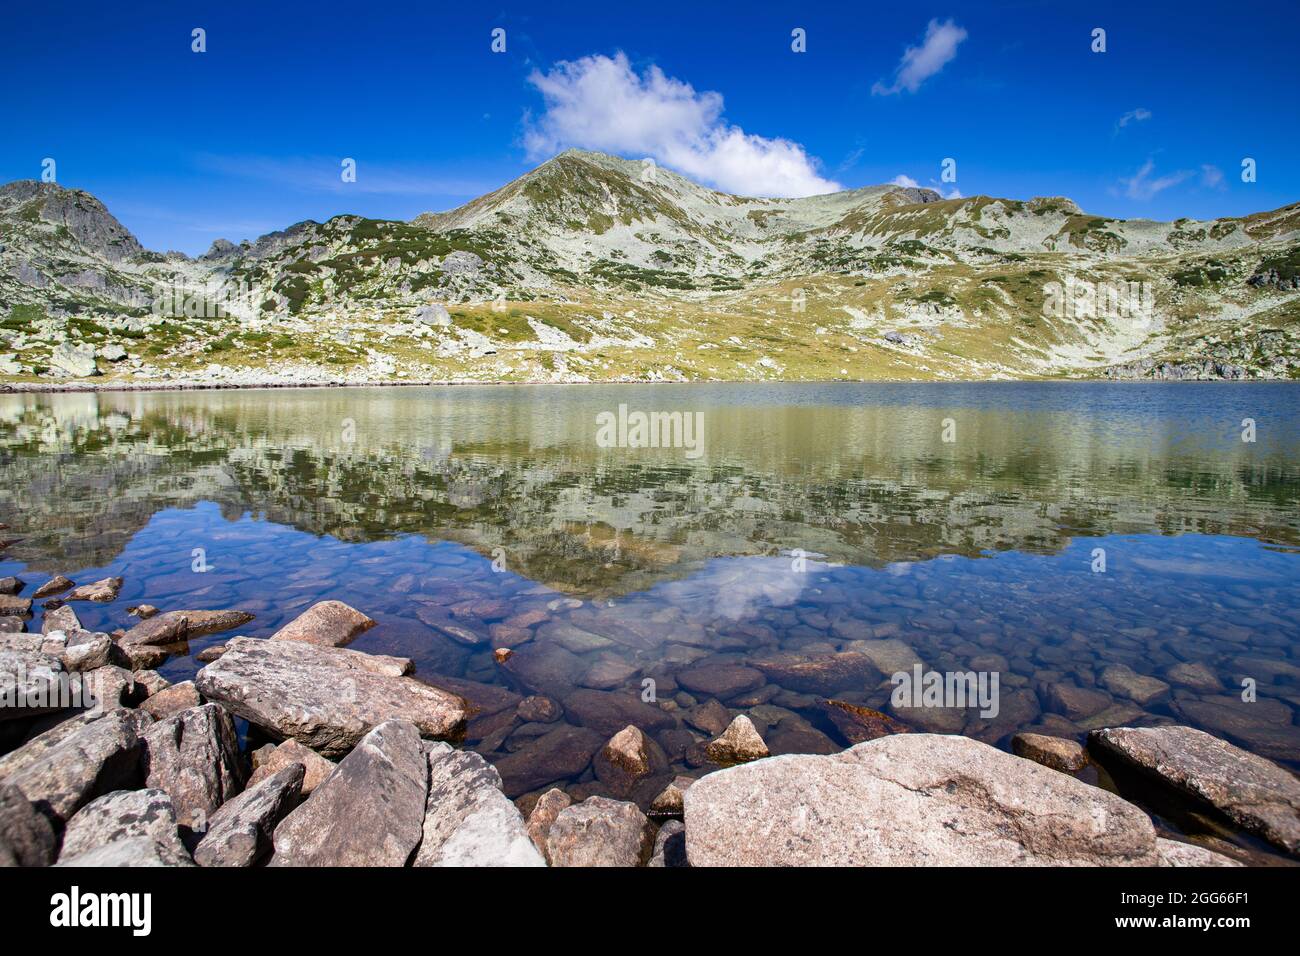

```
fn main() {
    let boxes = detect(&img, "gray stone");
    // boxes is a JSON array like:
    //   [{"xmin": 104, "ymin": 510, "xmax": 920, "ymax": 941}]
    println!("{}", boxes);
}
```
[
  {"xmin": 684, "ymin": 733, "xmax": 1160, "ymax": 866},
  {"xmin": 271, "ymin": 719, "xmax": 428, "ymax": 866},
  {"xmin": 648, "ymin": 819, "xmax": 687, "ymax": 867},
  {"xmin": 1156, "ymin": 837, "xmax": 1243, "ymax": 867},
  {"xmin": 546, "ymin": 796, "xmax": 654, "ymax": 867},
  {"xmin": 0, "ymin": 783, "xmax": 56, "ymax": 866},
  {"xmin": 55, "ymin": 835, "xmax": 194, "ymax": 867},
  {"xmin": 143, "ymin": 703, "xmax": 246, "ymax": 830},
  {"xmin": 194, "ymin": 637, "xmax": 466, "ymax": 757},
  {"xmin": 0, "ymin": 709, "xmax": 147, "ymax": 823},
  {"xmin": 48, "ymin": 342, "xmax": 99, "ymax": 377},
  {"xmin": 414, "ymin": 745, "xmax": 544, "ymax": 866},
  {"xmin": 1090, "ymin": 725, "xmax": 1300, "ymax": 856},
  {"xmin": 194, "ymin": 764, "xmax": 304, "ymax": 867},
  {"xmin": 59, "ymin": 788, "xmax": 190, "ymax": 863}
]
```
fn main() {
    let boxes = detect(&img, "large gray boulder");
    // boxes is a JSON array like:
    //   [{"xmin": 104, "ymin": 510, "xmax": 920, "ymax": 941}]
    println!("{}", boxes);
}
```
[
  {"xmin": 0, "ymin": 645, "xmax": 68, "ymax": 720},
  {"xmin": 414, "ymin": 744, "xmax": 544, "ymax": 866},
  {"xmin": 143, "ymin": 703, "xmax": 246, "ymax": 831},
  {"xmin": 194, "ymin": 764, "xmax": 304, "ymax": 867},
  {"xmin": 194, "ymin": 637, "xmax": 467, "ymax": 757},
  {"xmin": 270, "ymin": 719, "xmax": 428, "ymax": 866},
  {"xmin": 58, "ymin": 788, "xmax": 190, "ymax": 864},
  {"xmin": 0, "ymin": 709, "xmax": 148, "ymax": 823},
  {"xmin": 47, "ymin": 343, "xmax": 99, "ymax": 378},
  {"xmin": 1090, "ymin": 725, "xmax": 1300, "ymax": 856},
  {"xmin": 684, "ymin": 733, "xmax": 1160, "ymax": 866}
]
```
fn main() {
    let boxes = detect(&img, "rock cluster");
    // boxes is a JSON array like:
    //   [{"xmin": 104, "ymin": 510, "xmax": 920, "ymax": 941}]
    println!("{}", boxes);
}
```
[{"xmin": 0, "ymin": 580, "xmax": 1290, "ymax": 868}]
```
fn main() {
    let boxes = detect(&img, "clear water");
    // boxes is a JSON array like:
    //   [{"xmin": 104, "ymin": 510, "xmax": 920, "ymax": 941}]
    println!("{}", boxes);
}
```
[{"xmin": 1, "ymin": 382, "xmax": 1297, "ymax": 810}]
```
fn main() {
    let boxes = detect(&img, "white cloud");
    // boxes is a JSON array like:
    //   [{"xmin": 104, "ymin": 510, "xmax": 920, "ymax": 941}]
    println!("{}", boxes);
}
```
[
  {"xmin": 524, "ymin": 52, "xmax": 840, "ymax": 198},
  {"xmin": 1119, "ymin": 159, "xmax": 1192, "ymax": 200},
  {"xmin": 1201, "ymin": 164, "xmax": 1225, "ymax": 189},
  {"xmin": 891, "ymin": 174, "xmax": 920, "ymax": 188},
  {"xmin": 873, "ymin": 19, "xmax": 968, "ymax": 96},
  {"xmin": 1115, "ymin": 108, "xmax": 1152, "ymax": 133}
]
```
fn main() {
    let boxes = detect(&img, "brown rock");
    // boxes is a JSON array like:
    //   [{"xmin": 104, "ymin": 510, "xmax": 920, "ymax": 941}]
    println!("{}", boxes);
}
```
[
  {"xmin": 143, "ymin": 703, "xmax": 246, "ymax": 831},
  {"xmin": 546, "ymin": 796, "xmax": 654, "ymax": 867},
  {"xmin": 32, "ymin": 576, "xmax": 73, "ymax": 600},
  {"xmin": 676, "ymin": 661, "xmax": 765, "ymax": 700},
  {"xmin": 593, "ymin": 725, "xmax": 665, "ymax": 797},
  {"xmin": 1011, "ymin": 732, "xmax": 1087, "ymax": 772},
  {"xmin": 246, "ymin": 739, "xmax": 336, "ymax": 797},
  {"xmin": 517, "ymin": 695, "xmax": 562, "ymax": 723},
  {"xmin": 139, "ymin": 681, "xmax": 202, "ymax": 720},
  {"xmin": 270, "ymin": 600, "xmax": 375, "ymax": 648},
  {"xmin": 751, "ymin": 653, "xmax": 880, "ymax": 695},
  {"xmin": 818, "ymin": 698, "xmax": 912, "ymax": 744},
  {"xmin": 494, "ymin": 724, "xmax": 604, "ymax": 798},
  {"xmin": 705, "ymin": 715, "xmax": 769, "ymax": 766},
  {"xmin": 63, "ymin": 577, "xmax": 122, "ymax": 603},
  {"xmin": 526, "ymin": 787, "xmax": 571, "ymax": 863},
  {"xmin": 270, "ymin": 719, "xmax": 427, "ymax": 866}
]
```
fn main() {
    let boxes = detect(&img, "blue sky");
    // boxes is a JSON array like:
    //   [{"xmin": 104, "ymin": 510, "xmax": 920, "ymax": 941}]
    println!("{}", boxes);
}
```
[{"xmin": 2, "ymin": 0, "xmax": 1295, "ymax": 254}]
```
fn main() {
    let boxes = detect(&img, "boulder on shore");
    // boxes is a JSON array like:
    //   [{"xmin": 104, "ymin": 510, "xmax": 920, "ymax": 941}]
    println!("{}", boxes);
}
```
[
  {"xmin": 546, "ymin": 796, "xmax": 655, "ymax": 867},
  {"xmin": 194, "ymin": 637, "xmax": 467, "ymax": 757},
  {"xmin": 58, "ymin": 788, "xmax": 190, "ymax": 864},
  {"xmin": 684, "ymin": 733, "xmax": 1161, "ymax": 866},
  {"xmin": 270, "ymin": 719, "xmax": 428, "ymax": 866},
  {"xmin": 142, "ymin": 703, "xmax": 247, "ymax": 831},
  {"xmin": 414, "ymin": 744, "xmax": 544, "ymax": 866},
  {"xmin": 704, "ymin": 715, "xmax": 769, "ymax": 766},
  {"xmin": 0, "ymin": 709, "xmax": 148, "ymax": 824},
  {"xmin": 194, "ymin": 764, "xmax": 304, "ymax": 867},
  {"xmin": 1090, "ymin": 725, "xmax": 1300, "ymax": 856}
]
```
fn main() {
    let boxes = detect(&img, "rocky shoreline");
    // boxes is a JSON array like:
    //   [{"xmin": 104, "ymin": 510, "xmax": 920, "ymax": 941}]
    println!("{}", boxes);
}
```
[{"xmin": 1, "ymin": 575, "xmax": 1297, "ymax": 867}]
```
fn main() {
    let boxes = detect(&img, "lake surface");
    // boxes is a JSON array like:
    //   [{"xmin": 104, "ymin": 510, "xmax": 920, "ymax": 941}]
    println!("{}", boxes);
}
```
[{"xmin": 1, "ymin": 383, "xmax": 1298, "ymax": 826}]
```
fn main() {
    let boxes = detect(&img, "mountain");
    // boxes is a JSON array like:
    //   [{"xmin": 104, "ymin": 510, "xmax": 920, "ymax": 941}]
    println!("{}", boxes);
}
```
[{"xmin": 2, "ymin": 149, "xmax": 1298, "ymax": 384}]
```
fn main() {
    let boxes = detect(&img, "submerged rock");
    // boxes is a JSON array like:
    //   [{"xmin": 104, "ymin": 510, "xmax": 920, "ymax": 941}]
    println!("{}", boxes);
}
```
[
  {"xmin": 562, "ymin": 688, "xmax": 675, "ymax": 736},
  {"xmin": 546, "ymin": 796, "xmax": 655, "ymax": 867},
  {"xmin": 817, "ymin": 698, "xmax": 911, "ymax": 744},
  {"xmin": 676, "ymin": 661, "xmax": 765, "ymax": 700},
  {"xmin": 194, "ymin": 637, "xmax": 467, "ymax": 757},
  {"xmin": 271, "ymin": 720, "xmax": 428, "ymax": 866},
  {"xmin": 270, "ymin": 601, "xmax": 374, "ymax": 648},
  {"xmin": 751, "ymin": 653, "xmax": 879, "ymax": 695},
  {"xmin": 1011, "ymin": 732, "xmax": 1087, "ymax": 772},
  {"xmin": 1090, "ymin": 725, "xmax": 1300, "ymax": 856},
  {"xmin": 649, "ymin": 819, "xmax": 687, "ymax": 867},
  {"xmin": 414, "ymin": 745, "xmax": 544, "ymax": 866},
  {"xmin": 685, "ymin": 733, "xmax": 1160, "ymax": 866},
  {"xmin": 494, "ymin": 724, "xmax": 604, "ymax": 798},
  {"xmin": 1099, "ymin": 664, "xmax": 1170, "ymax": 705}
]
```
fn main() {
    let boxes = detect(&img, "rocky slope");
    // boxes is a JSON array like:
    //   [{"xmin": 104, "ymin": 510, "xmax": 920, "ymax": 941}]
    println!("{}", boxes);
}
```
[{"xmin": 2, "ymin": 150, "xmax": 1298, "ymax": 385}]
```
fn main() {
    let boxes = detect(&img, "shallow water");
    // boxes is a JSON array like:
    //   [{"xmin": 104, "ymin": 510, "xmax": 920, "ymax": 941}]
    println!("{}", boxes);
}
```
[{"xmin": 1, "ymin": 383, "xmax": 1298, "ymax": 809}]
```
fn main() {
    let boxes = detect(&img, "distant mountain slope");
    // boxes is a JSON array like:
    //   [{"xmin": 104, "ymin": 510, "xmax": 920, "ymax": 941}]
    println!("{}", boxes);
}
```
[{"xmin": 1, "ymin": 150, "xmax": 1298, "ymax": 385}]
